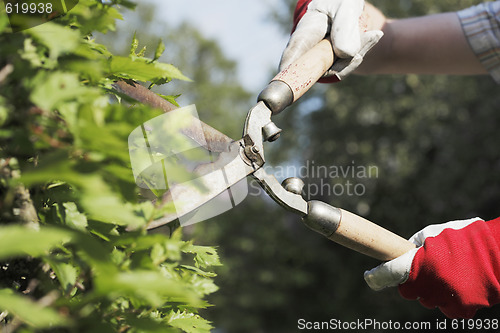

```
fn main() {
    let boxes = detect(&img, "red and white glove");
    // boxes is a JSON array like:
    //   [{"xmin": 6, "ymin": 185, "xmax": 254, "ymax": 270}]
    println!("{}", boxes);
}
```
[
  {"xmin": 364, "ymin": 217, "xmax": 500, "ymax": 318},
  {"xmin": 279, "ymin": 0, "xmax": 383, "ymax": 82}
]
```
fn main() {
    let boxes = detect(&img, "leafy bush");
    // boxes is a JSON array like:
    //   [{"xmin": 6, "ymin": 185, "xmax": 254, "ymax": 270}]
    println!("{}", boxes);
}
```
[{"xmin": 0, "ymin": 1, "xmax": 221, "ymax": 332}]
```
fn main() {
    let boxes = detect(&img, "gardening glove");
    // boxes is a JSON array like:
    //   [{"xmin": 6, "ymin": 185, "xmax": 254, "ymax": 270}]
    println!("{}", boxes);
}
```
[
  {"xmin": 279, "ymin": 0, "xmax": 383, "ymax": 83},
  {"xmin": 364, "ymin": 217, "xmax": 500, "ymax": 318}
]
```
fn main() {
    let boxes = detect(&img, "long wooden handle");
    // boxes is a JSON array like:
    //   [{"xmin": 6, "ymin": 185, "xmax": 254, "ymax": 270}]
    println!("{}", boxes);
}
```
[
  {"xmin": 273, "ymin": 39, "xmax": 335, "ymax": 103},
  {"xmin": 302, "ymin": 201, "xmax": 415, "ymax": 261},
  {"xmin": 330, "ymin": 209, "xmax": 415, "ymax": 261},
  {"xmin": 258, "ymin": 39, "xmax": 335, "ymax": 114}
]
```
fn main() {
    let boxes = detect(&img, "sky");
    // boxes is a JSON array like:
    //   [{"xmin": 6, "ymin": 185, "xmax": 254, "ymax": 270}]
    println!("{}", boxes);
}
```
[{"xmin": 143, "ymin": 0, "xmax": 290, "ymax": 92}]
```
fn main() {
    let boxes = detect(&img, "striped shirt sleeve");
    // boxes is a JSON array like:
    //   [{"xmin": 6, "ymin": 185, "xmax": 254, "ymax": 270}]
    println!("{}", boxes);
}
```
[{"xmin": 458, "ymin": 1, "xmax": 500, "ymax": 83}]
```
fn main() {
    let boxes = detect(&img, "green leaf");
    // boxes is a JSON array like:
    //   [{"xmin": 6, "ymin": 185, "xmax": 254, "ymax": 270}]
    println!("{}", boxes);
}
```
[
  {"xmin": 157, "ymin": 93, "xmax": 180, "ymax": 106},
  {"xmin": 123, "ymin": 315, "xmax": 177, "ymax": 333},
  {"xmin": 75, "ymin": 38, "xmax": 113, "ymax": 59},
  {"xmin": 109, "ymin": 56, "xmax": 158, "ymax": 81},
  {"xmin": 27, "ymin": 22, "xmax": 80, "ymax": 60},
  {"xmin": 0, "ymin": 289, "xmax": 70, "ymax": 328},
  {"xmin": 130, "ymin": 32, "xmax": 139, "ymax": 56},
  {"xmin": 68, "ymin": 1, "xmax": 123, "ymax": 35},
  {"xmin": 62, "ymin": 202, "xmax": 88, "ymax": 231},
  {"xmin": 150, "ymin": 243, "xmax": 167, "ymax": 266},
  {"xmin": 183, "ymin": 245, "xmax": 222, "ymax": 269},
  {"xmin": 19, "ymin": 151, "xmax": 83, "ymax": 188},
  {"xmin": 0, "ymin": 226, "xmax": 73, "ymax": 260},
  {"xmin": 153, "ymin": 39, "xmax": 166, "ymax": 61},
  {"xmin": 61, "ymin": 59, "xmax": 106, "ymax": 83},
  {"xmin": 137, "ymin": 45, "xmax": 147, "ymax": 57},
  {"xmin": 168, "ymin": 311, "xmax": 213, "ymax": 333},
  {"xmin": 46, "ymin": 256, "xmax": 79, "ymax": 295},
  {"xmin": 79, "ymin": 176, "xmax": 153, "ymax": 229},
  {"xmin": 113, "ymin": 233, "xmax": 172, "ymax": 251},
  {"xmin": 29, "ymin": 71, "xmax": 101, "ymax": 111},
  {"xmin": 20, "ymin": 38, "xmax": 49, "ymax": 68},
  {"xmin": 180, "ymin": 265, "xmax": 216, "ymax": 278},
  {"xmin": 94, "ymin": 270, "xmax": 200, "ymax": 307},
  {"xmin": 189, "ymin": 274, "xmax": 219, "ymax": 297},
  {"xmin": 154, "ymin": 62, "xmax": 191, "ymax": 82},
  {"xmin": 109, "ymin": 56, "xmax": 190, "ymax": 82}
]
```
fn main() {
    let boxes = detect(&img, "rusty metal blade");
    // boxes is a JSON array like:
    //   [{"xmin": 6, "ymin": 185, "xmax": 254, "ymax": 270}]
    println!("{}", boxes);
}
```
[{"xmin": 146, "ymin": 140, "xmax": 255, "ymax": 229}]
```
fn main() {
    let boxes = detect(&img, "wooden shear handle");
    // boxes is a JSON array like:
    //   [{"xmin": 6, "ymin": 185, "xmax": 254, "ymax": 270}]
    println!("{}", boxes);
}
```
[
  {"xmin": 274, "ymin": 39, "xmax": 335, "ymax": 103},
  {"xmin": 303, "ymin": 200, "xmax": 415, "ymax": 261},
  {"xmin": 259, "ymin": 39, "xmax": 335, "ymax": 114},
  {"xmin": 332, "ymin": 209, "xmax": 416, "ymax": 261}
]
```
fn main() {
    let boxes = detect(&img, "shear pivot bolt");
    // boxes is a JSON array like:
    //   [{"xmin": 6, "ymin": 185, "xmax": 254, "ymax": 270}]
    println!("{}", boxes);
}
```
[{"xmin": 282, "ymin": 177, "xmax": 305, "ymax": 195}]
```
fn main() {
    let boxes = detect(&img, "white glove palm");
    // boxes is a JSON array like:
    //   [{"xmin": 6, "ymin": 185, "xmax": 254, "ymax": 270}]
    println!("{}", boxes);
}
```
[{"xmin": 280, "ymin": 0, "xmax": 383, "ymax": 81}]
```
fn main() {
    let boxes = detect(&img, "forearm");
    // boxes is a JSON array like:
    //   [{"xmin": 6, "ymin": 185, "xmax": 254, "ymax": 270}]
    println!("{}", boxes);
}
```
[{"xmin": 357, "ymin": 12, "xmax": 487, "ymax": 75}]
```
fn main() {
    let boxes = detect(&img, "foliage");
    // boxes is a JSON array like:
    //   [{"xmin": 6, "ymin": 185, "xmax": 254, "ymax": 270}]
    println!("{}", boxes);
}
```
[
  {"xmin": 98, "ymin": 10, "xmax": 253, "ymax": 140},
  {"xmin": 0, "ymin": 1, "xmax": 221, "ymax": 332},
  {"xmin": 43, "ymin": 1, "xmax": 500, "ymax": 332}
]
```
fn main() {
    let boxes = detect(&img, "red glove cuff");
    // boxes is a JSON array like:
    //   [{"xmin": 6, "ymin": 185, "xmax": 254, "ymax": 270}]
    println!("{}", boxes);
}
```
[{"xmin": 399, "ymin": 217, "xmax": 500, "ymax": 318}]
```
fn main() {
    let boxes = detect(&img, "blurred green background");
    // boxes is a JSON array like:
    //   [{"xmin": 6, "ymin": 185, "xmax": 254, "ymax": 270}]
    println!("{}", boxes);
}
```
[{"xmin": 101, "ymin": 0, "xmax": 500, "ymax": 331}]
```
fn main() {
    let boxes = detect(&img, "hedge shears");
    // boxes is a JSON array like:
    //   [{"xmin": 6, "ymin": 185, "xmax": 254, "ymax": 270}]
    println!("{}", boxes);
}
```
[{"xmin": 120, "ymin": 40, "xmax": 415, "ymax": 261}]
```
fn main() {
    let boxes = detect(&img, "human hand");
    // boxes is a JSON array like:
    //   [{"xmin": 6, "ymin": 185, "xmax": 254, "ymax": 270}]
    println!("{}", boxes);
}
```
[
  {"xmin": 279, "ymin": 0, "xmax": 384, "ymax": 82},
  {"xmin": 364, "ymin": 217, "xmax": 500, "ymax": 318}
]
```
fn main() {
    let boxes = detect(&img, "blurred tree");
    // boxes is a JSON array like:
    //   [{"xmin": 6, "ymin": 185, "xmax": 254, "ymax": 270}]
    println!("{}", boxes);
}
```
[{"xmin": 102, "ymin": 0, "xmax": 500, "ymax": 331}]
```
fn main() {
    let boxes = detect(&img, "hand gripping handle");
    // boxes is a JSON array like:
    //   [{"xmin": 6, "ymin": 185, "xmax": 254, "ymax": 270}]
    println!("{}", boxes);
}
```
[
  {"xmin": 303, "ymin": 201, "xmax": 416, "ymax": 261},
  {"xmin": 258, "ymin": 39, "xmax": 335, "ymax": 114}
]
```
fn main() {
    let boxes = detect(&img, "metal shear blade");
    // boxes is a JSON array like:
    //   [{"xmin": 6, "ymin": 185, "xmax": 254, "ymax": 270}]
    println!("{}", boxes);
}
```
[
  {"xmin": 146, "ymin": 101, "xmax": 306, "ymax": 229},
  {"xmin": 147, "ymin": 139, "xmax": 256, "ymax": 229}
]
